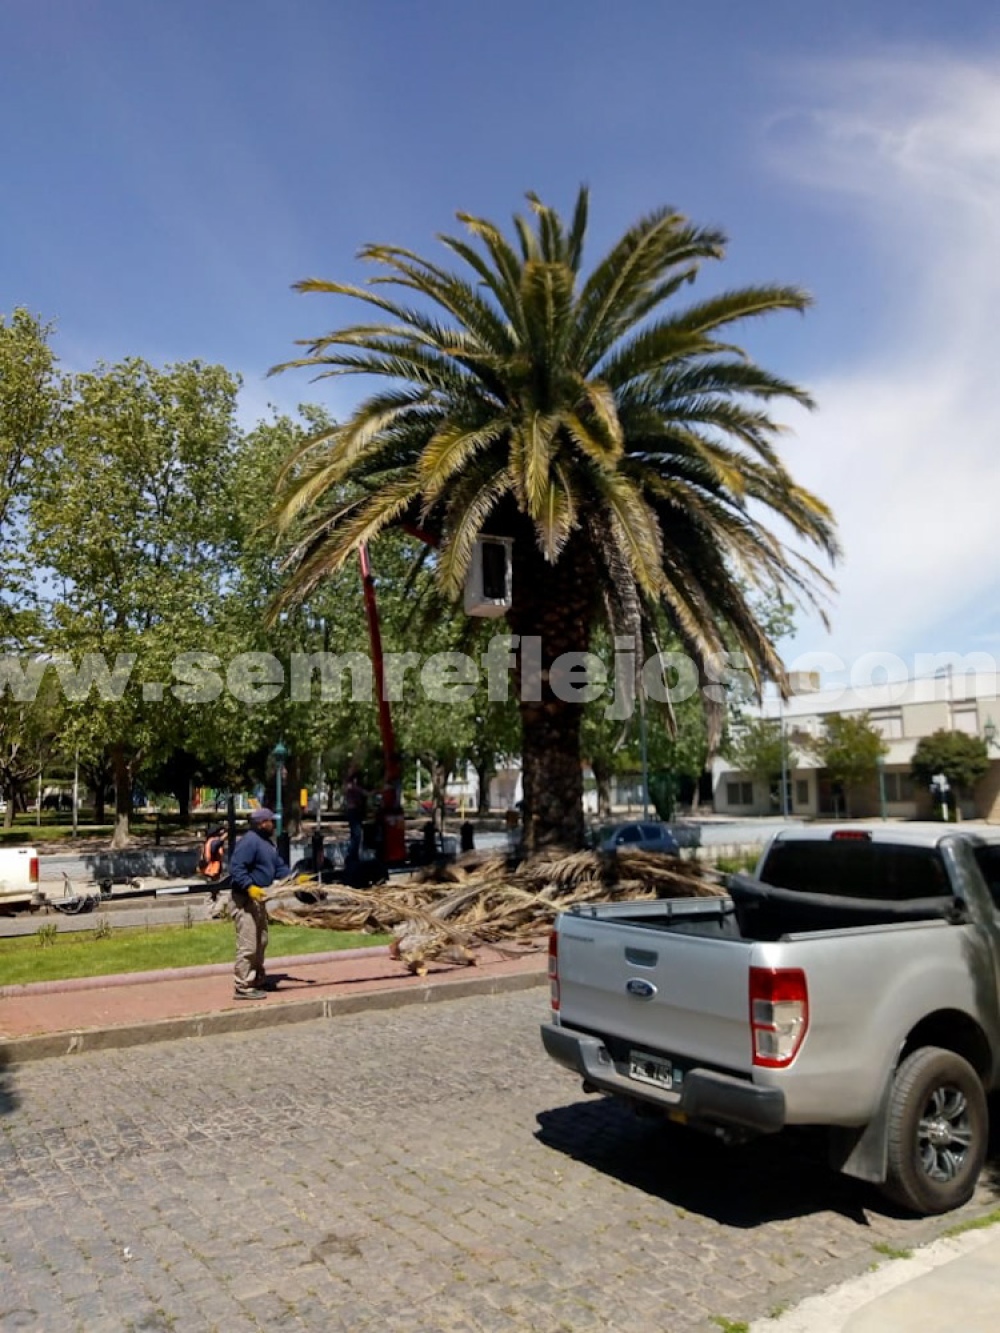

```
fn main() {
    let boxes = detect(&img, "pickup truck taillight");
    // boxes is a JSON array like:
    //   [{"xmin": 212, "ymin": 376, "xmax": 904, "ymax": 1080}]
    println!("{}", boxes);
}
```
[
  {"xmin": 749, "ymin": 967, "xmax": 808, "ymax": 1068},
  {"xmin": 29, "ymin": 856, "xmax": 39, "ymax": 884},
  {"xmin": 548, "ymin": 929, "xmax": 560, "ymax": 1012}
]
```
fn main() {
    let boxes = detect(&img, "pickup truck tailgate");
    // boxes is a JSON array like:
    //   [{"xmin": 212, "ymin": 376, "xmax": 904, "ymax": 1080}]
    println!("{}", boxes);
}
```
[{"xmin": 557, "ymin": 913, "xmax": 755, "ymax": 1074}]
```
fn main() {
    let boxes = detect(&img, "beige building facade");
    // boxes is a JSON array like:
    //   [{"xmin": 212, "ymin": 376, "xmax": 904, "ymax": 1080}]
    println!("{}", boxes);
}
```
[{"xmin": 712, "ymin": 668, "xmax": 1000, "ymax": 821}]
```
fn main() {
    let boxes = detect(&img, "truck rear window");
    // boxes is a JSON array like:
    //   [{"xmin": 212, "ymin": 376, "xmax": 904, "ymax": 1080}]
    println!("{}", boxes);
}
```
[
  {"xmin": 759, "ymin": 840, "xmax": 950, "ymax": 901},
  {"xmin": 973, "ymin": 845, "xmax": 1000, "ymax": 909}
]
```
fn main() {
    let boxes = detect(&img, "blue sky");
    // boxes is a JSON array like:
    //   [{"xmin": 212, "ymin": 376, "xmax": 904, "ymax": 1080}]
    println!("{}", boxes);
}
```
[{"xmin": 4, "ymin": 0, "xmax": 1000, "ymax": 679}]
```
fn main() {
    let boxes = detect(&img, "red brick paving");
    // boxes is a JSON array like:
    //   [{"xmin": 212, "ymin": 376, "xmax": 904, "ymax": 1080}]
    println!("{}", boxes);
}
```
[{"xmin": 0, "ymin": 943, "xmax": 547, "ymax": 1040}]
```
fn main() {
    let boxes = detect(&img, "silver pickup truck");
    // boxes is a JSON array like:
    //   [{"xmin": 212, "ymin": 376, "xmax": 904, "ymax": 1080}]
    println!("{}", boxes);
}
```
[{"xmin": 541, "ymin": 824, "xmax": 1000, "ymax": 1215}]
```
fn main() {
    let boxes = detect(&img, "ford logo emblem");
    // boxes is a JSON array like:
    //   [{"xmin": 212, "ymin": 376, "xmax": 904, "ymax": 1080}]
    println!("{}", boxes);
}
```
[{"xmin": 626, "ymin": 978, "xmax": 656, "ymax": 1000}]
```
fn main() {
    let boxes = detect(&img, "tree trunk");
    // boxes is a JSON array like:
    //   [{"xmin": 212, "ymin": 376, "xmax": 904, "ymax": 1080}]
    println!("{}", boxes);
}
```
[
  {"xmin": 507, "ymin": 526, "xmax": 601, "ymax": 854},
  {"xmin": 174, "ymin": 782, "xmax": 191, "ymax": 823},
  {"xmin": 473, "ymin": 760, "xmax": 492, "ymax": 814},
  {"xmin": 430, "ymin": 757, "xmax": 453, "ymax": 831},
  {"xmin": 84, "ymin": 753, "xmax": 112, "ymax": 824},
  {"xmin": 111, "ymin": 744, "xmax": 133, "ymax": 849},
  {"xmin": 590, "ymin": 758, "xmax": 613, "ymax": 818}
]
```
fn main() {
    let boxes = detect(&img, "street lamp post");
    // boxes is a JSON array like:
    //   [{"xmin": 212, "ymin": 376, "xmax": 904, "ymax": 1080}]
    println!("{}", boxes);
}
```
[
  {"xmin": 639, "ymin": 697, "xmax": 650, "ymax": 819},
  {"xmin": 876, "ymin": 753, "xmax": 887, "ymax": 821},
  {"xmin": 272, "ymin": 740, "xmax": 288, "ymax": 836}
]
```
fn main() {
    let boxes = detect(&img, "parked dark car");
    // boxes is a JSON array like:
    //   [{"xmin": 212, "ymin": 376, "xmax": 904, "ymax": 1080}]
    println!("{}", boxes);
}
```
[
  {"xmin": 595, "ymin": 821, "xmax": 680, "ymax": 856},
  {"xmin": 664, "ymin": 819, "xmax": 701, "ymax": 849}
]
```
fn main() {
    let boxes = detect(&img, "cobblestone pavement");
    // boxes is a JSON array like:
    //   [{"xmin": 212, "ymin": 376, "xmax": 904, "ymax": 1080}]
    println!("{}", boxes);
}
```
[{"xmin": 2, "ymin": 991, "xmax": 998, "ymax": 1333}]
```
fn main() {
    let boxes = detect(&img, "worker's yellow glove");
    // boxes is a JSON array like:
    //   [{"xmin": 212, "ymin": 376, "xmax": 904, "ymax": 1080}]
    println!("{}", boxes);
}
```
[{"xmin": 248, "ymin": 885, "xmax": 268, "ymax": 902}]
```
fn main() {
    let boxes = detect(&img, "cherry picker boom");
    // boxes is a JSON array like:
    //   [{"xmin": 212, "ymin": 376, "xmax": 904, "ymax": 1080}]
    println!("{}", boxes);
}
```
[{"xmin": 358, "ymin": 543, "xmax": 407, "ymax": 865}]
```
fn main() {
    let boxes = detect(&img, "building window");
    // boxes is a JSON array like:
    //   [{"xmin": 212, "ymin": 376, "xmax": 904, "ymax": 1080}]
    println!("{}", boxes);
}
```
[
  {"xmin": 883, "ymin": 772, "xmax": 915, "ymax": 803},
  {"xmin": 870, "ymin": 709, "xmax": 903, "ymax": 740},
  {"xmin": 726, "ymin": 781, "xmax": 754, "ymax": 806},
  {"xmin": 795, "ymin": 779, "xmax": 809, "ymax": 807},
  {"xmin": 952, "ymin": 707, "xmax": 978, "ymax": 736}
]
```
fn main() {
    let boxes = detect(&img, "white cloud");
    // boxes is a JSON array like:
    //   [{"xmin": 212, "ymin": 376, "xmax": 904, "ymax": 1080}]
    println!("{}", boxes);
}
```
[{"xmin": 765, "ymin": 55, "xmax": 1000, "ymax": 673}]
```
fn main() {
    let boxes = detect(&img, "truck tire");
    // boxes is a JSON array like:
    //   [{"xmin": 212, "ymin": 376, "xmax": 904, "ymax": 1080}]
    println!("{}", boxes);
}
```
[{"xmin": 882, "ymin": 1046, "xmax": 988, "ymax": 1215}]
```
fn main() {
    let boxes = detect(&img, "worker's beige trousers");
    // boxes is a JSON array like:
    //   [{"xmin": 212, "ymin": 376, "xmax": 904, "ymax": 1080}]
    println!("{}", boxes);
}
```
[{"xmin": 231, "ymin": 889, "xmax": 269, "ymax": 991}]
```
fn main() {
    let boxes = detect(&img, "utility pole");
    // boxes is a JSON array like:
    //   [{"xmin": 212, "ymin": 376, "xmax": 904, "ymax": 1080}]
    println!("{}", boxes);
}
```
[
  {"xmin": 639, "ymin": 695, "xmax": 650, "ymax": 819},
  {"xmin": 779, "ymin": 691, "xmax": 790, "ymax": 817}
]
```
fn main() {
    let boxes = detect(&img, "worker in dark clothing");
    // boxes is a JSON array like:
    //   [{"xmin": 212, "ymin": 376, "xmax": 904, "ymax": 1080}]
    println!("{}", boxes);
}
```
[
  {"xmin": 228, "ymin": 807, "xmax": 290, "ymax": 999},
  {"xmin": 343, "ymin": 771, "xmax": 369, "ymax": 868}
]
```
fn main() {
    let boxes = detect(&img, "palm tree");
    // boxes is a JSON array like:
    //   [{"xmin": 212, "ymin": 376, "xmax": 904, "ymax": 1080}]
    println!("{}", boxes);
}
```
[{"xmin": 269, "ymin": 190, "xmax": 838, "ymax": 853}]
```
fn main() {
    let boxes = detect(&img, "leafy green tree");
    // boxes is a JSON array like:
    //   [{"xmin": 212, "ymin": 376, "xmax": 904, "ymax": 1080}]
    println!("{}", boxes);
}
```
[
  {"xmin": 0, "ymin": 677, "xmax": 67, "ymax": 827},
  {"xmin": 30, "ymin": 358, "xmax": 242, "ymax": 845},
  {"xmin": 809, "ymin": 713, "xmax": 887, "ymax": 818},
  {"xmin": 463, "ymin": 689, "xmax": 521, "ymax": 813},
  {"xmin": 911, "ymin": 730, "xmax": 989, "ymax": 816},
  {"xmin": 724, "ymin": 717, "xmax": 786, "ymax": 798},
  {"xmin": 270, "ymin": 189, "xmax": 837, "ymax": 851},
  {"xmin": 0, "ymin": 308, "xmax": 62, "ymax": 639}
]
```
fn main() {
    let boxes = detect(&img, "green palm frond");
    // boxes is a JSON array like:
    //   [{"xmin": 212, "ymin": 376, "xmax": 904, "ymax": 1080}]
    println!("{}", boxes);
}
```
[
  {"xmin": 519, "ymin": 411, "xmax": 560, "ymax": 519},
  {"xmin": 589, "ymin": 470, "xmax": 664, "ymax": 596},
  {"xmin": 437, "ymin": 471, "xmax": 514, "ymax": 597},
  {"xmin": 454, "ymin": 212, "xmax": 528, "ymax": 336},
  {"xmin": 417, "ymin": 417, "xmax": 510, "ymax": 501},
  {"xmin": 535, "ymin": 467, "xmax": 577, "ymax": 561},
  {"xmin": 572, "ymin": 214, "xmax": 727, "ymax": 369}
]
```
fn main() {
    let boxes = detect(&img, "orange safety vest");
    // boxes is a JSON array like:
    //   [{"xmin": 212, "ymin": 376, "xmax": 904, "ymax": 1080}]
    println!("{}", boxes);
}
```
[{"xmin": 199, "ymin": 834, "xmax": 225, "ymax": 880}]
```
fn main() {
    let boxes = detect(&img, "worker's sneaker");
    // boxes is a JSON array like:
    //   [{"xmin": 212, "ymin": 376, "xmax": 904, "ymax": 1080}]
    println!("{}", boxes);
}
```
[{"xmin": 233, "ymin": 987, "xmax": 267, "ymax": 1000}]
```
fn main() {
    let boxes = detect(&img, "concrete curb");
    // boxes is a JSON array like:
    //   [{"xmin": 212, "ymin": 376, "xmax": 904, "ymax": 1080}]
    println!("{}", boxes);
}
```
[
  {"xmin": 0, "ymin": 945, "xmax": 391, "ymax": 998},
  {"xmin": 0, "ymin": 966, "xmax": 547, "ymax": 1065}
]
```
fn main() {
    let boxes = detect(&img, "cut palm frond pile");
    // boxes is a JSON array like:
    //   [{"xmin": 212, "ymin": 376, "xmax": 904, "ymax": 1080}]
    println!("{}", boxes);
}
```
[{"xmin": 267, "ymin": 850, "xmax": 725, "ymax": 975}]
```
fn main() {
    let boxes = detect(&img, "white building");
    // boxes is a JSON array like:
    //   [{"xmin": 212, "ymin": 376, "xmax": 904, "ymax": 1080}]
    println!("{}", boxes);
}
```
[{"xmin": 712, "ymin": 667, "xmax": 1000, "ymax": 821}]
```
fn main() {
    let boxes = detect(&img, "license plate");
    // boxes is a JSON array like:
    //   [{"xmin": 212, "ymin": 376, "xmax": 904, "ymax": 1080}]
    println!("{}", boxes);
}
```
[{"xmin": 628, "ymin": 1049, "xmax": 673, "ymax": 1088}]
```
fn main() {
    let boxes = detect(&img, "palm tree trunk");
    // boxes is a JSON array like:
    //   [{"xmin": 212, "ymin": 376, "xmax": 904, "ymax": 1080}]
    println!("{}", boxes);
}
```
[{"xmin": 508, "ymin": 528, "xmax": 600, "ymax": 854}]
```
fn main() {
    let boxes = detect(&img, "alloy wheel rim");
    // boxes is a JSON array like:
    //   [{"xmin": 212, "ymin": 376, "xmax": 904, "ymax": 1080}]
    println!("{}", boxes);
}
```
[{"xmin": 916, "ymin": 1083, "xmax": 972, "ymax": 1182}]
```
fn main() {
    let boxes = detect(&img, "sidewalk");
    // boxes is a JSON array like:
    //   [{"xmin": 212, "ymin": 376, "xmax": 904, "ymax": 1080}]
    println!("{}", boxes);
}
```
[
  {"xmin": 751, "ymin": 1224, "xmax": 1000, "ymax": 1332},
  {"xmin": 0, "ymin": 940, "xmax": 548, "ymax": 1062}
]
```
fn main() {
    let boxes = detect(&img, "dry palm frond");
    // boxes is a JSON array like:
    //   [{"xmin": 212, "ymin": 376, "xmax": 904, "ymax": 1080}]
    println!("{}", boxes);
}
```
[{"xmin": 267, "ymin": 850, "xmax": 725, "ymax": 973}]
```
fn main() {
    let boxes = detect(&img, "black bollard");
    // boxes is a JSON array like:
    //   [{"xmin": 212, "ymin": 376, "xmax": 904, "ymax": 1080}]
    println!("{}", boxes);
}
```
[{"xmin": 460, "ymin": 820, "xmax": 475, "ymax": 853}]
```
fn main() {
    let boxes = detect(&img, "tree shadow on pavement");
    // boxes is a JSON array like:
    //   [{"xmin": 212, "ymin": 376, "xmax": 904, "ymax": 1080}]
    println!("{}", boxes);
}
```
[
  {"xmin": 535, "ymin": 1096, "xmax": 880, "ymax": 1229},
  {"xmin": 0, "ymin": 1048, "xmax": 20, "ymax": 1117}
]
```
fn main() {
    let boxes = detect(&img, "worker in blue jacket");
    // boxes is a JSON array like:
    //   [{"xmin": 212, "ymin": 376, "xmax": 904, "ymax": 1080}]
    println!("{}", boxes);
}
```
[{"xmin": 228, "ymin": 808, "xmax": 291, "ymax": 999}]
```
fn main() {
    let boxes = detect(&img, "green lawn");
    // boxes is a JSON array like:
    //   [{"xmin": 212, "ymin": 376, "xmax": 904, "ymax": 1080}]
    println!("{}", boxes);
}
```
[
  {"xmin": 0, "ymin": 921, "xmax": 389, "ymax": 986},
  {"xmin": 0, "ymin": 824, "xmax": 110, "ymax": 845}
]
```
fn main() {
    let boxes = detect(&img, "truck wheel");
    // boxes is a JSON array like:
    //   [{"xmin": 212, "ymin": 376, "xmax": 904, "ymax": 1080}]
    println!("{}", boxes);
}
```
[{"xmin": 883, "ymin": 1046, "xmax": 987, "ymax": 1215}]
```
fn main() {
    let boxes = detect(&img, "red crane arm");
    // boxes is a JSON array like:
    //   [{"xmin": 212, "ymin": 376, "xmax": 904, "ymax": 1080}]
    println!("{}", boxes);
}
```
[{"xmin": 358, "ymin": 544, "xmax": 402, "ymax": 791}]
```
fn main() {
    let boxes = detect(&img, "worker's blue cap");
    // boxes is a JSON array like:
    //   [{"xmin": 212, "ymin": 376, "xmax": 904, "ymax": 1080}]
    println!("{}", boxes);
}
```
[{"xmin": 250, "ymin": 807, "xmax": 275, "ymax": 825}]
